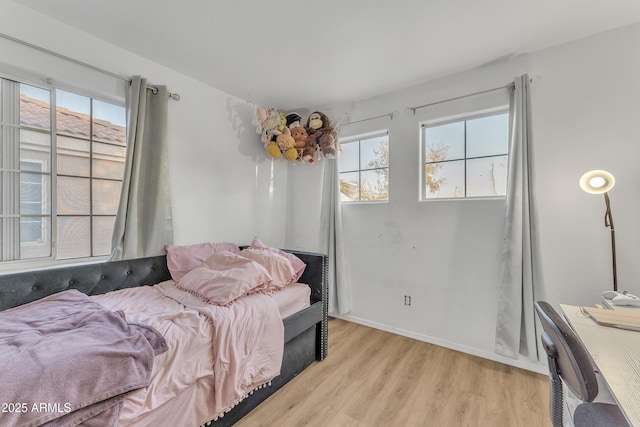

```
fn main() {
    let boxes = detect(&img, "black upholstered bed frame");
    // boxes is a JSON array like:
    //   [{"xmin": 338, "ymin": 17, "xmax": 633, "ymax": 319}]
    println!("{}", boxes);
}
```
[{"xmin": 0, "ymin": 250, "xmax": 328, "ymax": 426}]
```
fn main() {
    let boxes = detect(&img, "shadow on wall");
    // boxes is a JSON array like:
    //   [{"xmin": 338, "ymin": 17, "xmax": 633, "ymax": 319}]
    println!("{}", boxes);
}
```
[{"xmin": 226, "ymin": 97, "xmax": 268, "ymax": 162}]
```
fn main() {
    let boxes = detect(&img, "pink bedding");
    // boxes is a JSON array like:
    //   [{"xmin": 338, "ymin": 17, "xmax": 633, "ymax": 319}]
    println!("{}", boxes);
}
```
[
  {"xmin": 93, "ymin": 283, "xmax": 214, "ymax": 424},
  {"xmin": 156, "ymin": 282, "xmax": 284, "ymax": 418},
  {"xmin": 271, "ymin": 282, "xmax": 311, "ymax": 319},
  {"xmin": 92, "ymin": 280, "xmax": 299, "ymax": 425},
  {"xmin": 0, "ymin": 290, "xmax": 165, "ymax": 427}
]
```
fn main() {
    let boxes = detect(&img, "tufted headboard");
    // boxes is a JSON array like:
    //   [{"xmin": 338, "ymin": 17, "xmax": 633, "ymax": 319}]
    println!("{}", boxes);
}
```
[
  {"xmin": 0, "ymin": 256, "xmax": 170, "ymax": 311},
  {"xmin": 0, "ymin": 250, "xmax": 327, "ymax": 313}
]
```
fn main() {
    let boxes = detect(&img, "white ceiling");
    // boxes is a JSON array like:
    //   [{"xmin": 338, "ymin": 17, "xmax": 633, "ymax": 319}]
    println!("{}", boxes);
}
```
[{"xmin": 15, "ymin": 0, "xmax": 640, "ymax": 110}]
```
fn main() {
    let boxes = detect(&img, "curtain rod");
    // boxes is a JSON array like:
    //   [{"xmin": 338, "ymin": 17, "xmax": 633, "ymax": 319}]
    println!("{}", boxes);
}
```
[
  {"xmin": 407, "ymin": 82, "xmax": 514, "ymax": 114},
  {"xmin": 343, "ymin": 112, "xmax": 395, "ymax": 126},
  {"xmin": 0, "ymin": 31, "xmax": 180, "ymax": 101},
  {"xmin": 147, "ymin": 85, "xmax": 181, "ymax": 101}
]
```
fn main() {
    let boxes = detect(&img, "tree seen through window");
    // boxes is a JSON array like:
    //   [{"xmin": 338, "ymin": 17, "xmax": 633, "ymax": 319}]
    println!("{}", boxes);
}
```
[{"xmin": 339, "ymin": 133, "xmax": 389, "ymax": 202}]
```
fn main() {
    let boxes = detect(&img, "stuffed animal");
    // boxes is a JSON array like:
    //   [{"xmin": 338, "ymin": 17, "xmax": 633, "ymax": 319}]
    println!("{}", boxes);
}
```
[
  {"xmin": 286, "ymin": 112, "xmax": 303, "ymax": 129},
  {"xmin": 302, "ymin": 137, "xmax": 317, "ymax": 163},
  {"xmin": 255, "ymin": 106, "xmax": 269, "ymax": 132},
  {"xmin": 305, "ymin": 111, "xmax": 337, "ymax": 159},
  {"xmin": 265, "ymin": 139, "xmax": 282, "ymax": 158},
  {"xmin": 276, "ymin": 128, "xmax": 298, "ymax": 161},
  {"xmin": 265, "ymin": 133, "xmax": 282, "ymax": 158},
  {"xmin": 290, "ymin": 127, "xmax": 308, "ymax": 162},
  {"xmin": 291, "ymin": 126, "xmax": 316, "ymax": 163},
  {"xmin": 291, "ymin": 127, "xmax": 308, "ymax": 149},
  {"xmin": 257, "ymin": 107, "xmax": 286, "ymax": 145}
]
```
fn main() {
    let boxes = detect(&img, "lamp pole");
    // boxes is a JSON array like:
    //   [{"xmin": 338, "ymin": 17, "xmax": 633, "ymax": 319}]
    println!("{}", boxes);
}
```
[{"xmin": 604, "ymin": 192, "xmax": 617, "ymax": 292}]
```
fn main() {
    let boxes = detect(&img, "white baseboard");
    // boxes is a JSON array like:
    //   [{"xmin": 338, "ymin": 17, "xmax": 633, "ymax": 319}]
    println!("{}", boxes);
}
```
[{"xmin": 330, "ymin": 313, "xmax": 548, "ymax": 375}]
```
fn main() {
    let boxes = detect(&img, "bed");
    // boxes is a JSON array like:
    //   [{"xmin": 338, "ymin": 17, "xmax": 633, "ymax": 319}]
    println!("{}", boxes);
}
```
[{"xmin": 0, "ymin": 243, "xmax": 328, "ymax": 427}]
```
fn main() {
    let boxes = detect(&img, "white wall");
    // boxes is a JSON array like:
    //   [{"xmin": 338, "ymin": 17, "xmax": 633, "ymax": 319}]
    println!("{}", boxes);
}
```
[
  {"xmin": 530, "ymin": 23, "xmax": 640, "ymax": 308},
  {"xmin": 0, "ymin": 0, "xmax": 289, "ymax": 250},
  {"xmin": 287, "ymin": 22, "xmax": 640, "ymax": 372}
]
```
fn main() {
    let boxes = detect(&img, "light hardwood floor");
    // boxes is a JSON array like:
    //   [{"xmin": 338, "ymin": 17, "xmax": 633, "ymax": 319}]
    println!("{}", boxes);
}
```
[{"xmin": 235, "ymin": 318, "xmax": 551, "ymax": 427}]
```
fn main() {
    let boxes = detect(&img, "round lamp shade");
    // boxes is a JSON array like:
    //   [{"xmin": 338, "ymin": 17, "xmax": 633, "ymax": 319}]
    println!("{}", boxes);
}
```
[{"xmin": 579, "ymin": 170, "xmax": 615, "ymax": 194}]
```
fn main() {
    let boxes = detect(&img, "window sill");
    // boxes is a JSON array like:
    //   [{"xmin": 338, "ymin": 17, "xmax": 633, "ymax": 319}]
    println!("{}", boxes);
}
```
[
  {"xmin": 341, "ymin": 200, "xmax": 390, "ymax": 206},
  {"xmin": 419, "ymin": 195, "xmax": 506, "ymax": 202},
  {"xmin": 0, "ymin": 255, "xmax": 111, "ymax": 275}
]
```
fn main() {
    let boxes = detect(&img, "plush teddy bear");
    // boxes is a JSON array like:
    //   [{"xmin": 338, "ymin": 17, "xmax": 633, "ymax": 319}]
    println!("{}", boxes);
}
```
[
  {"xmin": 290, "ymin": 126, "xmax": 308, "ymax": 162},
  {"xmin": 276, "ymin": 128, "xmax": 298, "ymax": 161},
  {"xmin": 291, "ymin": 126, "xmax": 316, "ymax": 163},
  {"xmin": 291, "ymin": 127, "xmax": 308, "ymax": 149},
  {"xmin": 305, "ymin": 111, "xmax": 337, "ymax": 159}
]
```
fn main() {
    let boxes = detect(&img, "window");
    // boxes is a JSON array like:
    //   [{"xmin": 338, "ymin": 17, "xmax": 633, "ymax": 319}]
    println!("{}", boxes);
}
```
[
  {"xmin": 0, "ymin": 77, "xmax": 126, "ymax": 264},
  {"xmin": 422, "ymin": 111, "xmax": 508, "ymax": 199},
  {"xmin": 339, "ymin": 132, "xmax": 389, "ymax": 202}
]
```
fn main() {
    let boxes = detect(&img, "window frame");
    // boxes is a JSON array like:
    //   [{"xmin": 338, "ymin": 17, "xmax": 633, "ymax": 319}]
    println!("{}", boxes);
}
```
[
  {"xmin": 0, "ymin": 70, "xmax": 126, "ymax": 272},
  {"xmin": 419, "ymin": 107, "xmax": 509, "ymax": 201},
  {"xmin": 338, "ymin": 130, "xmax": 390, "ymax": 204}
]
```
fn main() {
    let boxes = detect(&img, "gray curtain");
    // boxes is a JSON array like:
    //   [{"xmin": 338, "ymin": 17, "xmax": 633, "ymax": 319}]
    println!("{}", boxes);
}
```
[
  {"xmin": 320, "ymin": 159, "xmax": 351, "ymax": 314},
  {"xmin": 495, "ymin": 74, "xmax": 544, "ymax": 361},
  {"xmin": 111, "ymin": 76, "xmax": 173, "ymax": 260}
]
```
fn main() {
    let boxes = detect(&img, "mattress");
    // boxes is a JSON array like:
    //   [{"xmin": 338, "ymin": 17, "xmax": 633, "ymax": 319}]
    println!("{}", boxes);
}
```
[
  {"xmin": 272, "ymin": 282, "xmax": 311, "ymax": 319},
  {"xmin": 92, "ymin": 280, "xmax": 311, "ymax": 426}
]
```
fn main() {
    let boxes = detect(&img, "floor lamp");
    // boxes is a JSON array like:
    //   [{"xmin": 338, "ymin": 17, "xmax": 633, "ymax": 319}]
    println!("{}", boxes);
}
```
[{"xmin": 579, "ymin": 170, "xmax": 617, "ymax": 292}]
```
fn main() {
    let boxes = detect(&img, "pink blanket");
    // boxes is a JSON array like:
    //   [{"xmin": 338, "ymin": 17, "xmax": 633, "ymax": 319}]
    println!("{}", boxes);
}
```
[
  {"xmin": 93, "ymin": 281, "xmax": 285, "ymax": 423},
  {"xmin": 155, "ymin": 282, "xmax": 284, "ymax": 419},
  {"xmin": 0, "ymin": 290, "xmax": 166, "ymax": 427}
]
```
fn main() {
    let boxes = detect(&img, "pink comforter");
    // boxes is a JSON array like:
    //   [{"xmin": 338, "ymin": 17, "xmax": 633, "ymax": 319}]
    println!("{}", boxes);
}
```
[
  {"xmin": 94, "ymin": 281, "xmax": 284, "ymax": 423},
  {"xmin": 156, "ymin": 282, "xmax": 284, "ymax": 418}
]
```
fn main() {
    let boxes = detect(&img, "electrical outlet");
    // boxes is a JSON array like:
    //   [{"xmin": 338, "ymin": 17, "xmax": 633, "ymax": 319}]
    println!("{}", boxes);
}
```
[{"xmin": 404, "ymin": 295, "xmax": 411, "ymax": 306}]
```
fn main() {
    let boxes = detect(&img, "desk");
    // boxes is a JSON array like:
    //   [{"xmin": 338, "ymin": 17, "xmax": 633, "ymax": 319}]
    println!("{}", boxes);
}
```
[{"xmin": 560, "ymin": 304, "xmax": 640, "ymax": 426}]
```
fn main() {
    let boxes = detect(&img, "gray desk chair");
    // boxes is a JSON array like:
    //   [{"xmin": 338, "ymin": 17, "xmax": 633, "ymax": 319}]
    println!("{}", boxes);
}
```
[{"xmin": 533, "ymin": 301, "xmax": 629, "ymax": 427}]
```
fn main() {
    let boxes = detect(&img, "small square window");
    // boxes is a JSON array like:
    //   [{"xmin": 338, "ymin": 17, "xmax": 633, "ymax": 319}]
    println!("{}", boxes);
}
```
[
  {"xmin": 339, "ymin": 133, "xmax": 389, "ymax": 202},
  {"xmin": 422, "ymin": 111, "xmax": 508, "ymax": 199}
]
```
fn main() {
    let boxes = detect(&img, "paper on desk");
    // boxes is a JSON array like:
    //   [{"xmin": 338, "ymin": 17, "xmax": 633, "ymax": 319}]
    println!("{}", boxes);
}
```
[{"xmin": 582, "ymin": 307, "xmax": 640, "ymax": 331}]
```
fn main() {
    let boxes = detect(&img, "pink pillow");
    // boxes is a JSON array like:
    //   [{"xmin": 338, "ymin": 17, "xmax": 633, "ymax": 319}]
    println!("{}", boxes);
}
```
[
  {"xmin": 165, "ymin": 242, "xmax": 240, "ymax": 282},
  {"xmin": 239, "ymin": 248, "xmax": 296, "ymax": 290},
  {"xmin": 177, "ymin": 251, "xmax": 272, "ymax": 306},
  {"xmin": 249, "ymin": 237, "xmax": 306, "ymax": 282}
]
